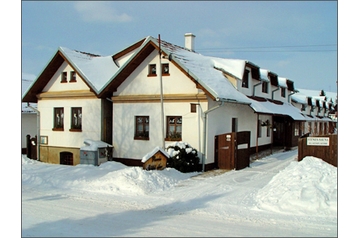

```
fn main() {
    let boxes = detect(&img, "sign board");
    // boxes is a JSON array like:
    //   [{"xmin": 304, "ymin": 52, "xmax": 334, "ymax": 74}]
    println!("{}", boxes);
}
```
[{"xmin": 307, "ymin": 137, "xmax": 329, "ymax": 146}]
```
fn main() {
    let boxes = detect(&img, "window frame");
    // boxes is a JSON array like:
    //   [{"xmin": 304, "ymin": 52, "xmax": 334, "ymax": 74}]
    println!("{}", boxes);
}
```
[
  {"xmin": 148, "ymin": 64, "xmax": 157, "ymax": 77},
  {"xmin": 69, "ymin": 71, "xmax": 77, "ymax": 83},
  {"xmin": 70, "ymin": 107, "xmax": 82, "ymax": 131},
  {"xmin": 61, "ymin": 72, "xmax": 67, "ymax": 83},
  {"xmin": 53, "ymin": 107, "xmax": 64, "ymax": 131},
  {"xmin": 134, "ymin": 116, "xmax": 150, "ymax": 140},
  {"xmin": 262, "ymin": 81, "xmax": 268, "ymax": 93},
  {"xmin": 162, "ymin": 63, "xmax": 170, "ymax": 75},
  {"xmin": 166, "ymin": 116, "xmax": 182, "ymax": 141}
]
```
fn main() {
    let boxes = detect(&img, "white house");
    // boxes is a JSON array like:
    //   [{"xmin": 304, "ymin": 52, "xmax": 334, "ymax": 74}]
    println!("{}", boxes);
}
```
[{"xmin": 23, "ymin": 34, "xmax": 333, "ymax": 170}]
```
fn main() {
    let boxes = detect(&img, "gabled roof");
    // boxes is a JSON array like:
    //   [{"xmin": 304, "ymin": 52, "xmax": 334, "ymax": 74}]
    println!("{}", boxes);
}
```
[
  {"xmin": 100, "ymin": 36, "xmax": 252, "ymax": 104},
  {"xmin": 22, "ymin": 47, "xmax": 120, "ymax": 102}
]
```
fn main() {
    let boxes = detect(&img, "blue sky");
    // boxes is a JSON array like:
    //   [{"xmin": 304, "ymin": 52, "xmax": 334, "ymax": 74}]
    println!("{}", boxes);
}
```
[{"xmin": 21, "ymin": 1, "xmax": 338, "ymax": 92}]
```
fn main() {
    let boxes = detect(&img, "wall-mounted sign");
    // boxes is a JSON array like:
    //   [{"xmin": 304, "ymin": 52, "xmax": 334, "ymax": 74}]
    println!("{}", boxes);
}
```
[{"xmin": 307, "ymin": 137, "xmax": 329, "ymax": 146}]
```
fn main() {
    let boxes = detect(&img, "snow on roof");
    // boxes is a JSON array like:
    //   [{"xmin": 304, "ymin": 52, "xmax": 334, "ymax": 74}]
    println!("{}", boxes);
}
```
[
  {"xmin": 141, "ymin": 146, "xmax": 170, "ymax": 163},
  {"xmin": 158, "ymin": 39, "xmax": 251, "ymax": 105},
  {"xmin": 22, "ymin": 79, "xmax": 37, "ymax": 113},
  {"xmin": 291, "ymin": 92, "xmax": 308, "ymax": 105},
  {"xmin": 80, "ymin": 139, "xmax": 113, "ymax": 151},
  {"xmin": 249, "ymin": 98, "xmax": 306, "ymax": 120},
  {"xmin": 278, "ymin": 77, "xmax": 287, "ymax": 88},
  {"xmin": 297, "ymin": 88, "xmax": 337, "ymax": 106},
  {"xmin": 259, "ymin": 69, "xmax": 270, "ymax": 82},
  {"xmin": 60, "ymin": 47, "xmax": 119, "ymax": 93}
]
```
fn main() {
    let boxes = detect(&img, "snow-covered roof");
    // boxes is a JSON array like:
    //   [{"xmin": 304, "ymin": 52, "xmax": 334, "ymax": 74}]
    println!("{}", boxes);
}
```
[
  {"xmin": 291, "ymin": 92, "xmax": 308, "ymax": 105},
  {"xmin": 80, "ymin": 139, "xmax": 113, "ymax": 151},
  {"xmin": 157, "ymin": 38, "xmax": 252, "ymax": 105},
  {"xmin": 248, "ymin": 98, "xmax": 306, "ymax": 121},
  {"xmin": 22, "ymin": 79, "xmax": 37, "ymax": 113},
  {"xmin": 278, "ymin": 77, "xmax": 287, "ymax": 88},
  {"xmin": 259, "ymin": 69, "xmax": 270, "ymax": 82},
  {"xmin": 141, "ymin": 146, "xmax": 170, "ymax": 163},
  {"xmin": 59, "ymin": 47, "xmax": 119, "ymax": 93}
]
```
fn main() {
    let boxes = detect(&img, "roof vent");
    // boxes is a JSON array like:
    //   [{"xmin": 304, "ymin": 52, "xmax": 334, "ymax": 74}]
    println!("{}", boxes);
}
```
[{"xmin": 184, "ymin": 33, "xmax": 196, "ymax": 51}]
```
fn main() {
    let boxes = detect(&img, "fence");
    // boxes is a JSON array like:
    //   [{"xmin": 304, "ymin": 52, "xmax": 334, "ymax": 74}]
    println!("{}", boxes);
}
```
[{"xmin": 298, "ymin": 134, "xmax": 337, "ymax": 167}]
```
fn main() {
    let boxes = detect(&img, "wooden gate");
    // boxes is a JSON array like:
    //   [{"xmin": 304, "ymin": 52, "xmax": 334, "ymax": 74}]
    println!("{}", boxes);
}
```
[{"xmin": 215, "ymin": 131, "xmax": 250, "ymax": 170}]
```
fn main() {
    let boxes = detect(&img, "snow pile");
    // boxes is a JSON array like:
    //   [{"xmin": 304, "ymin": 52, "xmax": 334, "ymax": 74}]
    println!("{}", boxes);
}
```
[
  {"xmin": 255, "ymin": 156, "xmax": 337, "ymax": 216},
  {"xmin": 22, "ymin": 155, "xmax": 197, "ymax": 195}
]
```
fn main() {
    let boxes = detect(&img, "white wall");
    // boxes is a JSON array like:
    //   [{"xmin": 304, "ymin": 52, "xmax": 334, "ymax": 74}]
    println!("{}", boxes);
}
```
[
  {"xmin": 21, "ymin": 113, "xmax": 37, "ymax": 149},
  {"xmin": 112, "ymin": 101, "xmax": 207, "ymax": 160},
  {"xmin": 38, "ymin": 98, "xmax": 102, "ymax": 148}
]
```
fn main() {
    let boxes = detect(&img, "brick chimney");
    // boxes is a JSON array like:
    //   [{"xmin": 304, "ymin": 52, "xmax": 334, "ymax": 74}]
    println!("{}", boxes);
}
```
[{"xmin": 184, "ymin": 33, "xmax": 196, "ymax": 51}]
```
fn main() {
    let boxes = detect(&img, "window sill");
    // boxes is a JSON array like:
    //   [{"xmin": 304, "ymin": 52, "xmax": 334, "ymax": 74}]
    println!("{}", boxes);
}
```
[
  {"xmin": 60, "ymin": 81, "xmax": 67, "ymax": 83},
  {"xmin": 147, "ymin": 74, "xmax": 157, "ymax": 77},
  {"xmin": 134, "ymin": 137, "xmax": 150, "ymax": 140},
  {"xmin": 52, "ymin": 128, "xmax": 64, "ymax": 131},
  {"xmin": 163, "ymin": 73, "xmax": 170, "ymax": 76},
  {"xmin": 165, "ymin": 138, "xmax": 182, "ymax": 141},
  {"xmin": 69, "ymin": 128, "xmax": 82, "ymax": 132},
  {"xmin": 69, "ymin": 80, "xmax": 77, "ymax": 83}
]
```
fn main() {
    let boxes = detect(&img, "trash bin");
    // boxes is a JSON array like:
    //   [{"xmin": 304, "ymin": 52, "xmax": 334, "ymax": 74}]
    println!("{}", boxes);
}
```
[{"xmin": 80, "ymin": 139, "xmax": 113, "ymax": 166}]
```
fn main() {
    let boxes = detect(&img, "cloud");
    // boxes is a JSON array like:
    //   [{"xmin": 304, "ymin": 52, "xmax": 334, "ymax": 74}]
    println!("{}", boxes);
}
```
[{"xmin": 74, "ymin": 2, "xmax": 132, "ymax": 23}]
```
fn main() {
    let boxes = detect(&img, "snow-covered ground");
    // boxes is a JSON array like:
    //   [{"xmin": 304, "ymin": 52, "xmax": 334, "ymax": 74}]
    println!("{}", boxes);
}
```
[{"xmin": 22, "ymin": 149, "xmax": 337, "ymax": 237}]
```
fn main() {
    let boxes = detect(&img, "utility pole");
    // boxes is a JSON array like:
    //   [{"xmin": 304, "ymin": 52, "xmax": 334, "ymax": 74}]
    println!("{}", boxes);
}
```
[{"xmin": 158, "ymin": 34, "xmax": 165, "ymax": 149}]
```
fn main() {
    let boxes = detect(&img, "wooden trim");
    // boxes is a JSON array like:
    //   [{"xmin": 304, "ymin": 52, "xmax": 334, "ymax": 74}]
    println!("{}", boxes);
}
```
[
  {"xmin": 37, "ymin": 90, "xmax": 97, "ymax": 100},
  {"xmin": 112, "ymin": 93, "xmax": 208, "ymax": 103}
]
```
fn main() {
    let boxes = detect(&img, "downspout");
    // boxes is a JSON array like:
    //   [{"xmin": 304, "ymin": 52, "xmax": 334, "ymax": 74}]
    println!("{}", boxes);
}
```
[
  {"xmin": 272, "ymin": 86, "xmax": 280, "ymax": 100},
  {"xmin": 288, "ymin": 91, "xmax": 297, "ymax": 103},
  {"xmin": 202, "ymin": 101, "xmax": 224, "ymax": 172},
  {"xmin": 27, "ymin": 102, "xmax": 40, "ymax": 161},
  {"xmin": 252, "ymin": 81, "xmax": 262, "ymax": 96}
]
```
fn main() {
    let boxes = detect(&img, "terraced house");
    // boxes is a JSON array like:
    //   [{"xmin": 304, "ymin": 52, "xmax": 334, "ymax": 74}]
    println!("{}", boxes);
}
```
[{"xmin": 22, "ymin": 34, "xmax": 337, "ymax": 170}]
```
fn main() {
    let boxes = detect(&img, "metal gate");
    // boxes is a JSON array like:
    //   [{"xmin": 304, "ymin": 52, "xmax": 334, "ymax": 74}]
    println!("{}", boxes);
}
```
[{"xmin": 215, "ymin": 131, "xmax": 250, "ymax": 170}]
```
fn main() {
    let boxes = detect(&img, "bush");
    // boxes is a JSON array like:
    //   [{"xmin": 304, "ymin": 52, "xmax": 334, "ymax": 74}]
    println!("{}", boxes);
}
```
[{"xmin": 166, "ymin": 142, "xmax": 200, "ymax": 173}]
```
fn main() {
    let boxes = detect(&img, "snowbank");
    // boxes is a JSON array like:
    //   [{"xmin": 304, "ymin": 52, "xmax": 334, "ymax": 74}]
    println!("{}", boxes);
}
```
[
  {"xmin": 22, "ymin": 155, "xmax": 197, "ymax": 195},
  {"xmin": 255, "ymin": 156, "xmax": 337, "ymax": 216}
]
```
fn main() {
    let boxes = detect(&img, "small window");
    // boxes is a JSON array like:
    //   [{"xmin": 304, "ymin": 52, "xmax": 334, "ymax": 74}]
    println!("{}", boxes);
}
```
[
  {"xmin": 190, "ymin": 103, "xmax": 197, "ymax": 113},
  {"xmin": 70, "ymin": 107, "xmax": 82, "ymax": 131},
  {"xmin": 262, "ymin": 81, "xmax": 268, "ymax": 93},
  {"xmin": 70, "ymin": 71, "xmax": 76, "ymax": 82},
  {"xmin": 53, "ymin": 107, "xmax": 64, "ymax": 130},
  {"xmin": 166, "ymin": 116, "xmax": 182, "ymax": 141},
  {"xmin": 266, "ymin": 120, "xmax": 271, "ymax": 137},
  {"xmin": 162, "ymin": 63, "xmax": 170, "ymax": 75},
  {"xmin": 242, "ymin": 69, "xmax": 249, "ymax": 88},
  {"xmin": 148, "ymin": 64, "xmax": 156, "ymax": 76},
  {"xmin": 61, "ymin": 72, "xmax": 67, "ymax": 83},
  {"xmin": 281, "ymin": 88, "xmax": 286, "ymax": 98},
  {"xmin": 135, "ymin": 116, "xmax": 149, "ymax": 140}
]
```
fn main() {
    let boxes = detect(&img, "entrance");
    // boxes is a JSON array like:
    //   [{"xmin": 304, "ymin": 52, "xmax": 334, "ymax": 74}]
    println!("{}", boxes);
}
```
[
  {"xmin": 215, "ymin": 131, "xmax": 250, "ymax": 170},
  {"xmin": 60, "ymin": 152, "xmax": 73, "ymax": 165}
]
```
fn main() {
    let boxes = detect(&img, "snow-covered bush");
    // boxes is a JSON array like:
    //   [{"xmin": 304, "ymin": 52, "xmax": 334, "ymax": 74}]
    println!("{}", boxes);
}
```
[{"xmin": 166, "ymin": 142, "xmax": 200, "ymax": 173}]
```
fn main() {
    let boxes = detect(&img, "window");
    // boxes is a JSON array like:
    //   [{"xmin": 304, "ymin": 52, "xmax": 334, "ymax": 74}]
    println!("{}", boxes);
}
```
[
  {"xmin": 53, "ymin": 107, "xmax": 64, "ymax": 130},
  {"xmin": 135, "ymin": 116, "xmax": 149, "ymax": 140},
  {"xmin": 190, "ymin": 103, "xmax": 197, "ymax": 113},
  {"xmin": 166, "ymin": 116, "xmax": 182, "ymax": 141},
  {"xmin": 61, "ymin": 72, "xmax": 67, "ymax": 83},
  {"xmin": 242, "ymin": 69, "xmax": 249, "ymax": 88},
  {"xmin": 70, "ymin": 71, "xmax": 76, "ymax": 82},
  {"xmin": 70, "ymin": 107, "xmax": 82, "ymax": 131},
  {"xmin": 281, "ymin": 88, "xmax": 286, "ymax": 98},
  {"xmin": 262, "ymin": 81, "xmax": 268, "ymax": 93},
  {"xmin": 162, "ymin": 63, "xmax": 170, "ymax": 75},
  {"xmin": 148, "ymin": 64, "xmax": 156, "ymax": 76}
]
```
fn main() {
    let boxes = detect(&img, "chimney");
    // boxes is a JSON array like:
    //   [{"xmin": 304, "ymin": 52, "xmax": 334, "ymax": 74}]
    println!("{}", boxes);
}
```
[{"xmin": 184, "ymin": 33, "xmax": 196, "ymax": 51}]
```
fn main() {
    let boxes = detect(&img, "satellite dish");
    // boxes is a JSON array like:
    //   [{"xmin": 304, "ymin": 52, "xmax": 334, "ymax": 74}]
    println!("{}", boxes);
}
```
[{"xmin": 168, "ymin": 53, "xmax": 173, "ymax": 61}]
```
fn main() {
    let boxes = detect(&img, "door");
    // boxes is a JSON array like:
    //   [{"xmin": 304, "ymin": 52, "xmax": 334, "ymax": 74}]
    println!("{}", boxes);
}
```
[{"xmin": 216, "ymin": 133, "xmax": 235, "ymax": 170}]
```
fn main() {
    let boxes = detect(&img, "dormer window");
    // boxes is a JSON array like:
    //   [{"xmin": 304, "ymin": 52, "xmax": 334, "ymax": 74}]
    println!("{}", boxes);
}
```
[
  {"xmin": 262, "ymin": 81, "xmax": 268, "ymax": 93},
  {"xmin": 70, "ymin": 71, "xmax": 76, "ymax": 82},
  {"xmin": 61, "ymin": 72, "xmax": 67, "ymax": 83},
  {"xmin": 148, "ymin": 64, "xmax": 156, "ymax": 76},
  {"xmin": 281, "ymin": 88, "xmax": 286, "ymax": 98},
  {"xmin": 242, "ymin": 69, "xmax": 249, "ymax": 88}
]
